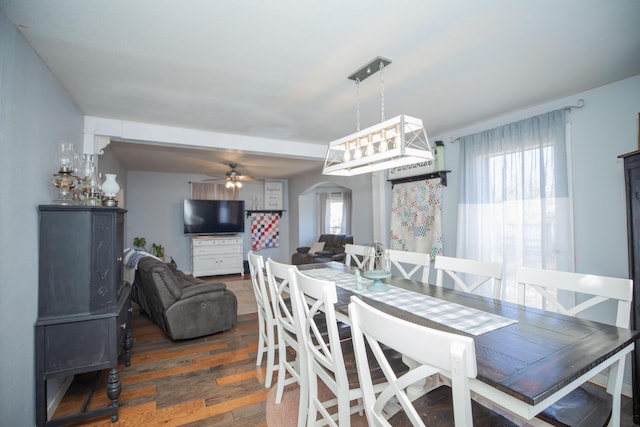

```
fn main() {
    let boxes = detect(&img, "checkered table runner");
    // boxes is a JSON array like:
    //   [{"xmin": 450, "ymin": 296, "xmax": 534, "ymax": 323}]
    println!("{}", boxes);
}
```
[{"xmin": 302, "ymin": 268, "xmax": 516, "ymax": 336}]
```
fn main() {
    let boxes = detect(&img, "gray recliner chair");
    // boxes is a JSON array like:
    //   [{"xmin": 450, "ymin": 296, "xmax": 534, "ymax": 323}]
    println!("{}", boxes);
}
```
[{"xmin": 133, "ymin": 257, "xmax": 237, "ymax": 340}]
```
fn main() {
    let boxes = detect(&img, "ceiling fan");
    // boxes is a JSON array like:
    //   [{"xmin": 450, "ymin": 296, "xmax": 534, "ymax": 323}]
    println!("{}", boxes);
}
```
[{"xmin": 204, "ymin": 163, "xmax": 261, "ymax": 188}]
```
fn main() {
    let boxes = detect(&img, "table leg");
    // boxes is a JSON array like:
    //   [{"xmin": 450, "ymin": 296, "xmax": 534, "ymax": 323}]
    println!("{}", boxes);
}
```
[{"xmin": 402, "ymin": 355, "xmax": 440, "ymax": 400}]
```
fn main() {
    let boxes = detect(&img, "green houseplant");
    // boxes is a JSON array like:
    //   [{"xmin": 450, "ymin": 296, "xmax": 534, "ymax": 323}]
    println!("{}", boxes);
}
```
[{"xmin": 133, "ymin": 237, "xmax": 177, "ymax": 268}]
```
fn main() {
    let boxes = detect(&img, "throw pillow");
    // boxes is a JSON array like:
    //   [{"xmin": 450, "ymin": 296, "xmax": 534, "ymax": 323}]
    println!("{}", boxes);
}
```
[{"xmin": 309, "ymin": 241, "xmax": 325, "ymax": 254}]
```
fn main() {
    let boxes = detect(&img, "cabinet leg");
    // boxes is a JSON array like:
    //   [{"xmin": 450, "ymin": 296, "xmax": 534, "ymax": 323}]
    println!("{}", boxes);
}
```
[{"xmin": 106, "ymin": 368, "xmax": 121, "ymax": 422}]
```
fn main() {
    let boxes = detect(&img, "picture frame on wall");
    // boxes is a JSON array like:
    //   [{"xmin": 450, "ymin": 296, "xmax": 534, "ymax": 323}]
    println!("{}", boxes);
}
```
[{"xmin": 264, "ymin": 182, "xmax": 283, "ymax": 210}]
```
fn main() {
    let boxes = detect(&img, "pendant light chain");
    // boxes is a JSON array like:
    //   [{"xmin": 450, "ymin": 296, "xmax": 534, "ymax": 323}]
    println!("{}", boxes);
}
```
[
  {"xmin": 355, "ymin": 77, "xmax": 361, "ymax": 131},
  {"xmin": 380, "ymin": 60, "xmax": 385, "ymax": 122}
]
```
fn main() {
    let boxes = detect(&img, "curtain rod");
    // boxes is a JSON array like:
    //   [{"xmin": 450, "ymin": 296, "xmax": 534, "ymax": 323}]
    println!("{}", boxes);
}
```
[
  {"xmin": 447, "ymin": 99, "xmax": 586, "ymax": 144},
  {"xmin": 562, "ymin": 98, "xmax": 585, "ymax": 111}
]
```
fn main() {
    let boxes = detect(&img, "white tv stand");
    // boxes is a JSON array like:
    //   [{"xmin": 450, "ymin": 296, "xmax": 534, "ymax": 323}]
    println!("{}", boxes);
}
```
[{"xmin": 191, "ymin": 235, "xmax": 244, "ymax": 278}]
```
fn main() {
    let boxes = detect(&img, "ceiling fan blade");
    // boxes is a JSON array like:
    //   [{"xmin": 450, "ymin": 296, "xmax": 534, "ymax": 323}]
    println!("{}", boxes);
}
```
[{"xmin": 237, "ymin": 175, "xmax": 263, "ymax": 182}]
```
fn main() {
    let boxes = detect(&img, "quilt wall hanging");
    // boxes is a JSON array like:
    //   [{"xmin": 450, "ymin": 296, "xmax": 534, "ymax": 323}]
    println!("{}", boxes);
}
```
[
  {"xmin": 251, "ymin": 212, "xmax": 280, "ymax": 251},
  {"xmin": 390, "ymin": 178, "xmax": 443, "ymax": 257}
]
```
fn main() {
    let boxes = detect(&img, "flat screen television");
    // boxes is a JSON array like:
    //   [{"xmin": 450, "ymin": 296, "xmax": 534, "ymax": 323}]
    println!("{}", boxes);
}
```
[{"xmin": 183, "ymin": 199, "xmax": 245, "ymax": 235}]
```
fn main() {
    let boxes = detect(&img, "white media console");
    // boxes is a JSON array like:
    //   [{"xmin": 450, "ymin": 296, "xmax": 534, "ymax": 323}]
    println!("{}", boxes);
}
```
[{"xmin": 191, "ymin": 235, "xmax": 244, "ymax": 278}]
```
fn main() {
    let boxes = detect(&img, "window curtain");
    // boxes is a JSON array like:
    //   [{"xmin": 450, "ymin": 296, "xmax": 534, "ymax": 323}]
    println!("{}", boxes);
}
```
[
  {"xmin": 317, "ymin": 192, "xmax": 330, "ymax": 235},
  {"xmin": 389, "ymin": 179, "xmax": 443, "ymax": 257},
  {"xmin": 457, "ymin": 109, "xmax": 573, "ymax": 303},
  {"xmin": 190, "ymin": 182, "xmax": 236, "ymax": 200},
  {"xmin": 340, "ymin": 192, "xmax": 352, "ymax": 234}
]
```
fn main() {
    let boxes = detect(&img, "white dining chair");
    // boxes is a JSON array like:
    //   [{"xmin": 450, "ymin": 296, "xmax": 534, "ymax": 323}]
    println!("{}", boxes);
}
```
[
  {"xmin": 388, "ymin": 249, "xmax": 431, "ymax": 283},
  {"xmin": 348, "ymin": 296, "xmax": 517, "ymax": 427},
  {"xmin": 344, "ymin": 244, "xmax": 368, "ymax": 269},
  {"xmin": 516, "ymin": 266, "xmax": 633, "ymax": 427},
  {"xmin": 247, "ymin": 251, "xmax": 278, "ymax": 388},
  {"xmin": 289, "ymin": 269, "xmax": 405, "ymax": 426},
  {"xmin": 434, "ymin": 255, "xmax": 503, "ymax": 299},
  {"xmin": 265, "ymin": 259, "xmax": 308, "ymax": 427}
]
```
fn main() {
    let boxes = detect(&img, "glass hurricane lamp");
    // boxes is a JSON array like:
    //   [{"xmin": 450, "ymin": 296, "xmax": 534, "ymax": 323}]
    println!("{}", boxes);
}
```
[
  {"xmin": 51, "ymin": 142, "xmax": 79, "ymax": 205},
  {"xmin": 362, "ymin": 241, "xmax": 391, "ymax": 292}
]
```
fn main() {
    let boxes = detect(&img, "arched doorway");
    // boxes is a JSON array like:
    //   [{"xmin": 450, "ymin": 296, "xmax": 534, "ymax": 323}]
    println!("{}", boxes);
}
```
[{"xmin": 297, "ymin": 182, "xmax": 352, "ymax": 247}]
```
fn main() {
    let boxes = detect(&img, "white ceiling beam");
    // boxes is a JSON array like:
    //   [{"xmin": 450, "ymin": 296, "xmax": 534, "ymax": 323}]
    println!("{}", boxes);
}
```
[{"xmin": 83, "ymin": 116, "xmax": 327, "ymax": 160}]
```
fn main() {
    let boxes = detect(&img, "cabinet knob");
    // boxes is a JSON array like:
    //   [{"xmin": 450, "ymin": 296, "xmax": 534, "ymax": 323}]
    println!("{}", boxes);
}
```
[
  {"xmin": 121, "ymin": 323, "xmax": 127, "ymax": 330},
  {"xmin": 116, "ymin": 256, "xmax": 123, "ymax": 262}
]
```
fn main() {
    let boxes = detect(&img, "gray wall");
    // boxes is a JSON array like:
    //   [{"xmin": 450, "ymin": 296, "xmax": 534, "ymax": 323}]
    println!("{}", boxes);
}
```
[
  {"xmin": 288, "ymin": 168, "xmax": 374, "ymax": 250},
  {"xmin": 430, "ymin": 75, "xmax": 640, "ymax": 281},
  {"xmin": 0, "ymin": 11, "xmax": 83, "ymax": 425},
  {"xmin": 124, "ymin": 170, "xmax": 290, "ymax": 268}
]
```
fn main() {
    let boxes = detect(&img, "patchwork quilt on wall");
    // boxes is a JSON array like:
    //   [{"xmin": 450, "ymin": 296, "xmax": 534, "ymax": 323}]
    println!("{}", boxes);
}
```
[
  {"xmin": 251, "ymin": 212, "xmax": 280, "ymax": 251},
  {"xmin": 390, "ymin": 179, "xmax": 443, "ymax": 257}
]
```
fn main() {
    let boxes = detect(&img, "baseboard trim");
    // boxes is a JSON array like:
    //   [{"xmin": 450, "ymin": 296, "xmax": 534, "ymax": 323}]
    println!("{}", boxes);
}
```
[{"xmin": 47, "ymin": 375, "xmax": 74, "ymax": 420}]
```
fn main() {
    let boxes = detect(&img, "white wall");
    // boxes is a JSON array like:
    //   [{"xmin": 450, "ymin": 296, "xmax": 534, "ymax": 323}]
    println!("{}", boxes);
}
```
[
  {"xmin": 124, "ymin": 170, "xmax": 291, "ymax": 268},
  {"xmin": 0, "ymin": 10, "xmax": 84, "ymax": 425}
]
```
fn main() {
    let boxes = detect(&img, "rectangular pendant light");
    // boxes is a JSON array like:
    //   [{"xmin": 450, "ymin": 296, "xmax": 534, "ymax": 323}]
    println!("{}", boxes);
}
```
[{"xmin": 322, "ymin": 114, "xmax": 433, "ymax": 176}]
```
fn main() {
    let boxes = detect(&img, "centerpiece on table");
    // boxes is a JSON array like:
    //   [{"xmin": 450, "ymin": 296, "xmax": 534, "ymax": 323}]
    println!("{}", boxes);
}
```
[{"xmin": 362, "ymin": 242, "xmax": 391, "ymax": 292}]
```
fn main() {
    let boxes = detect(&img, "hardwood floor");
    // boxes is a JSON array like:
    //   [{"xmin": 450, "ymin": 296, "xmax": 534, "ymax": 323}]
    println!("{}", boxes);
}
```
[
  {"xmin": 51, "ymin": 306, "xmax": 271, "ymax": 426},
  {"xmin": 50, "ymin": 281, "xmax": 638, "ymax": 427}
]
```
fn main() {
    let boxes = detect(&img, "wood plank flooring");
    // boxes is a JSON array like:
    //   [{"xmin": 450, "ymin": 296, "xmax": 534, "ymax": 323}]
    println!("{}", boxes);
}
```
[{"xmin": 51, "ymin": 279, "xmax": 271, "ymax": 426}]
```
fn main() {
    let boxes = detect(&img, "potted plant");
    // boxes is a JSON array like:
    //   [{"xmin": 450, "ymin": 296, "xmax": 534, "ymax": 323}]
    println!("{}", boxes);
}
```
[
  {"xmin": 133, "ymin": 237, "xmax": 176, "ymax": 268},
  {"xmin": 133, "ymin": 237, "xmax": 147, "ymax": 251},
  {"xmin": 151, "ymin": 243, "xmax": 165, "ymax": 260}
]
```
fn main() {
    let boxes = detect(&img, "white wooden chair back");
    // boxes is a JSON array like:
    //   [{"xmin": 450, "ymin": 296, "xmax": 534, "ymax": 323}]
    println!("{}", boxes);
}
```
[
  {"xmin": 348, "ymin": 296, "xmax": 477, "ymax": 427},
  {"xmin": 515, "ymin": 266, "xmax": 632, "ymax": 427},
  {"xmin": 265, "ymin": 259, "xmax": 308, "ymax": 427},
  {"xmin": 434, "ymin": 255, "xmax": 503, "ymax": 299},
  {"xmin": 344, "ymin": 244, "xmax": 367, "ymax": 269},
  {"xmin": 247, "ymin": 251, "xmax": 278, "ymax": 388},
  {"xmin": 388, "ymin": 249, "xmax": 431, "ymax": 283},
  {"xmin": 515, "ymin": 266, "xmax": 632, "ymax": 328},
  {"xmin": 289, "ymin": 269, "xmax": 356, "ymax": 426}
]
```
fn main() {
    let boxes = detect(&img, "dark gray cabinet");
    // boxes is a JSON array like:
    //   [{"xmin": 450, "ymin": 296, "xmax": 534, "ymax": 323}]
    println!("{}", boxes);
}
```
[
  {"xmin": 620, "ymin": 150, "xmax": 640, "ymax": 423},
  {"xmin": 35, "ymin": 206, "xmax": 131, "ymax": 427}
]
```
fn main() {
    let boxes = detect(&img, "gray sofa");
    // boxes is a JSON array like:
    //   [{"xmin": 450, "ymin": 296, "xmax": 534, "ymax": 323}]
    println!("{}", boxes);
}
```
[
  {"xmin": 291, "ymin": 234, "xmax": 353, "ymax": 265},
  {"xmin": 133, "ymin": 257, "xmax": 237, "ymax": 340}
]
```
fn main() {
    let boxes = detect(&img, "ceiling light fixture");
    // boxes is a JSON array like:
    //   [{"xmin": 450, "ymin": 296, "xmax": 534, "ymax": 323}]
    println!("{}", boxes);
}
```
[
  {"xmin": 223, "ymin": 164, "xmax": 244, "ymax": 189},
  {"xmin": 322, "ymin": 56, "xmax": 433, "ymax": 176},
  {"xmin": 225, "ymin": 178, "xmax": 243, "ymax": 189}
]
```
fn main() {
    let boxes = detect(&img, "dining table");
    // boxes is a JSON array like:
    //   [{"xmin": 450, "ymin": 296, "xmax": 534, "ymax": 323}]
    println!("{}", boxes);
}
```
[{"xmin": 298, "ymin": 261, "xmax": 640, "ymax": 426}]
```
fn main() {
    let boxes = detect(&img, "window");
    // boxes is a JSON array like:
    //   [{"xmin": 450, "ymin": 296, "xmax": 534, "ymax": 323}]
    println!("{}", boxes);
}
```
[
  {"xmin": 328, "ymin": 193, "xmax": 345, "ymax": 234},
  {"xmin": 318, "ymin": 191, "xmax": 352, "ymax": 235},
  {"xmin": 457, "ymin": 110, "xmax": 574, "ymax": 306}
]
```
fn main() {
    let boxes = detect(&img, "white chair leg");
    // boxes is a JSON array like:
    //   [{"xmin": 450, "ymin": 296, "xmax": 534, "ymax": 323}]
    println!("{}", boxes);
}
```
[
  {"xmin": 275, "ymin": 340, "xmax": 287, "ymax": 403},
  {"xmin": 256, "ymin": 314, "xmax": 266, "ymax": 366},
  {"xmin": 264, "ymin": 326, "xmax": 276, "ymax": 388}
]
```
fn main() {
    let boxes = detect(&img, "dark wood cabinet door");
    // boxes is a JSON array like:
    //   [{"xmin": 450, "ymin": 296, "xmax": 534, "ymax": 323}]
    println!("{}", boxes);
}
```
[
  {"xmin": 621, "ymin": 150, "xmax": 640, "ymax": 423},
  {"xmin": 38, "ymin": 206, "xmax": 126, "ymax": 317}
]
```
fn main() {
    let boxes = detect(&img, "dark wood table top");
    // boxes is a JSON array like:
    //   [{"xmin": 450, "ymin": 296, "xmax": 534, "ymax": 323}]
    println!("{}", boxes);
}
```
[{"xmin": 299, "ymin": 262, "xmax": 640, "ymax": 407}]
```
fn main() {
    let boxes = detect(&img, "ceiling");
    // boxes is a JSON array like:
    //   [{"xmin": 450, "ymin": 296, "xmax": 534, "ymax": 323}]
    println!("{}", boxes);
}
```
[{"xmin": 2, "ymin": 1, "xmax": 640, "ymax": 179}]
